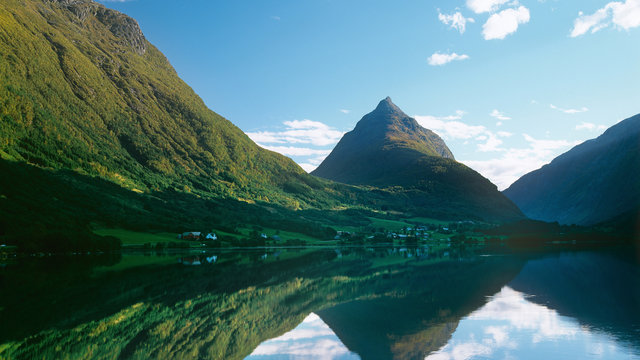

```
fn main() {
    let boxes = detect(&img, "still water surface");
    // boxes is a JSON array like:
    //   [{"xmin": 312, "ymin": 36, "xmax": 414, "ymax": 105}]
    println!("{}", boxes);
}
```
[{"xmin": 1, "ymin": 246, "xmax": 638, "ymax": 359}]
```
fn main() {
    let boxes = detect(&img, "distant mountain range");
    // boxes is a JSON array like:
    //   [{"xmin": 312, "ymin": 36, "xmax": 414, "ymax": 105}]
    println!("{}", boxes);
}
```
[
  {"xmin": 313, "ymin": 97, "xmax": 523, "ymax": 221},
  {"xmin": 503, "ymin": 114, "xmax": 640, "ymax": 226}
]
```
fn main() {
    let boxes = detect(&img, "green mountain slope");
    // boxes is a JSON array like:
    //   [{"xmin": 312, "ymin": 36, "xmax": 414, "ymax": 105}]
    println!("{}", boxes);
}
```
[
  {"xmin": 0, "ymin": 0, "xmax": 522, "ymax": 246},
  {"xmin": 503, "ymin": 113, "xmax": 640, "ymax": 225},
  {"xmin": 312, "ymin": 97, "xmax": 524, "ymax": 222},
  {"xmin": 0, "ymin": 0, "xmax": 334, "ymax": 209}
]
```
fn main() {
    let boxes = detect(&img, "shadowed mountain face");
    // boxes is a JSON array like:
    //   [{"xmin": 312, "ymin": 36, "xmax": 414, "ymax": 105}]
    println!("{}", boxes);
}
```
[
  {"xmin": 316, "ymin": 256, "xmax": 525, "ymax": 360},
  {"xmin": 503, "ymin": 114, "xmax": 640, "ymax": 225},
  {"xmin": 313, "ymin": 97, "xmax": 454, "ymax": 185},
  {"xmin": 508, "ymin": 251, "xmax": 640, "ymax": 349},
  {"xmin": 312, "ymin": 97, "xmax": 524, "ymax": 222}
]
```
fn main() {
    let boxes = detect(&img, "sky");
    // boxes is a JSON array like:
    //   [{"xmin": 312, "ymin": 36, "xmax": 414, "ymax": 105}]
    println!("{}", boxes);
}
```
[{"xmin": 98, "ymin": 0, "xmax": 640, "ymax": 190}]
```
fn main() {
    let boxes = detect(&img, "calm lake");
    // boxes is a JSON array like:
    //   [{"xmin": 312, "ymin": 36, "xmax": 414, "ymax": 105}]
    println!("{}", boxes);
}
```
[{"xmin": 1, "ymin": 245, "xmax": 639, "ymax": 359}]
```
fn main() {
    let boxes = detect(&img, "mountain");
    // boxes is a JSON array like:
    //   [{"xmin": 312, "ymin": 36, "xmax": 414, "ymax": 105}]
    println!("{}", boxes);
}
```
[
  {"xmin": 0, "ymin": 0, "xmax": 339, "ymax": 210},
  {"xmin": 1, "ymin": 0, "xmax": 397, "ymax": 245},
  {"xmin": 503, "ymin": 114, "xmax": 640, "ymax": 225},
  {"xmin": 313, "ymin": 97, "xmax": 454, "ymax": 185},
  {"xmin": 0, "ymin": 0, "xmax": 520, "ymax": 246},
  {"xmin": 312, "ymin": 97, "xmax": 523, "ymax": 221}
]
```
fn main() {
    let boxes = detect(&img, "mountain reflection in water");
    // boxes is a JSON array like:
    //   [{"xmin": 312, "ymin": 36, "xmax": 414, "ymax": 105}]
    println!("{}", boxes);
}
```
[
  {"xmin": 1, "ymin": 247, "xmax": 638, "ymax": 359},
  {"xmin": 247, "ymin": 250, "xmax": 640, "ymax": 360}
]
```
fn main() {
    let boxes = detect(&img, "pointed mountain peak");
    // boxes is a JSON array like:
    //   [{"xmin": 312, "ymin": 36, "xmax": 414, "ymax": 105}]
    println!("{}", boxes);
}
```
[{"xmin": 373, "ymin": 96, "xmax": 405, "ymax": 116}]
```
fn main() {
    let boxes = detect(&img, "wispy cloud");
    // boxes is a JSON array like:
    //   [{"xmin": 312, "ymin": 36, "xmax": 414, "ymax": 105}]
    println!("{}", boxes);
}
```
[
  {"xmin": 339, "ymin": 109, "xmax": 350, "ymax": 114},
  {"xmin": 483, "ymin": 6, "xmax": 531, "ymax": 40},
  {"xmin": 550, "ymin": 104, "xmax": 589, "ymax": 114},
  {"xmin": 270, "ymin": 15, "xmax": 281, "ymax": 21},
  {"xmin": 247, "ymin": 119, "xmax": 343, "ymax": 146},
  {"xmin": 427, "ymin": 52, "xmax": 470, "ymax": 66},
  {"xmin": 414, "ymin": 110, "xmax": 586, "ymax": 189},
  {"xmin": 575, "ymin": 122, "xmax": 606, "ymax": 131},
  {"xmin": 247, "ymin": 120, "xmax": 343, "ymax": 173},
  {"xmin": 571, "ymin": 8, "xmax": 610, "ymax": 36},
  {"xmin": 467, "ymin": 0, "xmax": 510, "ymax": 14},
  {"xmin": 438, "ymin": 11, "xmax": 475, "ymax": 34},
  {"xmin": 571, "ymin": 0, "xmax": 640, "ymax": 37},
  {"xmin": 415, "ymin": 111, "xmax": 484, "ymax": 139},
  {"xmin": 490, "ymin": 109, "xmax": 511, "ymax": 120},
  {"xmin": 414, "ymin": 111, "xmax": 513, "ymax": 154},
  {"xmin": 477, "ymin": 132, "xmax": 505, "ymax": 152},
  {"xmin": 257, "ymin": 146, "xmax": 331, "ymax": 157},
  {"xmin": 462, "ymin": 134, "xmax": 580, "ymax": 189}
]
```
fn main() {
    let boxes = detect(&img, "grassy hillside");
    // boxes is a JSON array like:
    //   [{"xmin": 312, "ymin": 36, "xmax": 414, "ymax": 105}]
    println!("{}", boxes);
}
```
[
  {"xmin": 0, "ymin": 0, "xmax": 345, "ymax": 210},
  {"xmin": 0, "ymin": 1, "xmax": 523, "ymax": 249}
]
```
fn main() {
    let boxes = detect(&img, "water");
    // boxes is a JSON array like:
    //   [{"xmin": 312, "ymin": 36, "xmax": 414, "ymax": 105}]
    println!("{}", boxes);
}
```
[{"xmin": 0, "ymin": 246, "xmax": 638, "ymax": 359}]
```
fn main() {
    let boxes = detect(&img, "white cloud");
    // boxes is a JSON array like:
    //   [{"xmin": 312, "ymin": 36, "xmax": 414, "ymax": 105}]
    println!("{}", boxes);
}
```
[
  {"xmin": 298, "ymin": 163, "xmax": 318, "ymax": 172},
  {"xmin": 271, "ymin": 15, "xmax": 281, "ymax": 21},
  {"xmin": 415, "ymin": 111, "xmax": 508, "ymax": 154},
  {"xmin": 247, "ymin": 119, "xmax": 344, "ymax": 147},
  {"xmin": 247, "ymin": 119, "xmax": 343, "ymax": 172},
  {"xmin": 298, "ymin": 154, "xmax": 329, "ymax": 172},
  {"xmin": 482, "ymin": 6, "xmax": 530, "ymax": 40},
  {"xmin": 610, "ymin": 0, "xmax": 640, "ymax": 29},
  {"xmin": 571, "ymin": 8, "xmax": 610, "ymax": 37},
  {"xmin": 477, "ymin": 132, "xmax": 504, "ymax": 152},
  {"xmin": 438, "ymin": 11, "xmax": 476, "ymax": 34},
  {"xmin": 462, "ymin": 134, "xmax": 580, "ymax": 189},
  {"xmin": 550, "ymin": 104, "xmax": 589, "ymax": 114},
  {"xmin": 414, "ymin": 111, "xmax": 486, "ymax": 140},
  {"xmin": 339, "ymin": 109, "xmax": 350, "ymax": 114},
  {"xmin": 428, "ymin": 52, "xmax": 470, "ymax": 66},
  {"xmin": 490, "ymin": 109, "xmax": 511, "ymax": 120},
  {"xmin": 467, "ymin": 0, "xmax": 511, "ymax": 13},
  {"xmin": 257, "ymin": 146, "xmax": 331, "ymax": 157},
  {"xmin": 571, "ymin": 0, "xmax": 640, "ymax": 37},
  {"xmin": 575, "ymin": 122, "xmax": 607, "ymax": 131}
]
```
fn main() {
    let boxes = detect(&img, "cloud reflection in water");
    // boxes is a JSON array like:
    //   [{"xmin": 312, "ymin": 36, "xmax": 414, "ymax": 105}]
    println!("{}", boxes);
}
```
[
  {"xmin": 426, "ymin": 286, "xmax": 637, "ymax": 360},
  {"xmin": 246, "ymin": 313, "xmax": 360, "ymax": 360}
]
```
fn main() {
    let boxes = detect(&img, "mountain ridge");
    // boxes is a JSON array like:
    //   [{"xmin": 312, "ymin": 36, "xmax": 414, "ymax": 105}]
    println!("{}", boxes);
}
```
[
  {"xmin": 503, "ymin": 113, "xmax": 640, "ymax": 225},
  {"xmin": 0, "ymin": 0, "xmax": 335, "ymax": 209},
  {"xmin": 312, "ymin": 97, "xmax": 455, "ymax": 184},
  {"xmin": 312, "ymin": 97, "xmax": 523, "ymax": 222},
  {"xmin": 0, "ymin": 0, "xmax": 522, "ymax": 245}
]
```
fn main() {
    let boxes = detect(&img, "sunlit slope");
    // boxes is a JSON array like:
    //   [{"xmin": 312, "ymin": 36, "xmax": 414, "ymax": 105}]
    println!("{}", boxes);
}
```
[{"xmin": 0, "ymin": 0, "xmax": 338, "ymax": 208}]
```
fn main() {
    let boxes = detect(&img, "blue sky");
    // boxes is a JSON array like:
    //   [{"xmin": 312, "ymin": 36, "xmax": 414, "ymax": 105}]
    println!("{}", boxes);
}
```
[{"xmin": 99, "ymin": 0, "xmax": 640, "ymax": 189}]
